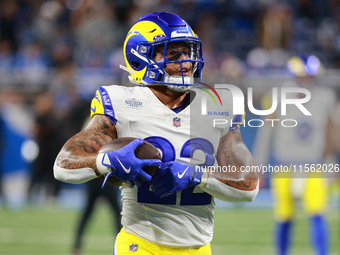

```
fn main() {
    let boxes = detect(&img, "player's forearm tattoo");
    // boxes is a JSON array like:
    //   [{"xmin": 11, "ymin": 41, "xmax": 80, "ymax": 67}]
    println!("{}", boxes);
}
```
[
  {"xmin": 55, "ymin": 115, "xmax": 116, "ymax": 174},
  {"xmin": 215, "ymin": 129, "xmax": 257, "ymax": 191}
]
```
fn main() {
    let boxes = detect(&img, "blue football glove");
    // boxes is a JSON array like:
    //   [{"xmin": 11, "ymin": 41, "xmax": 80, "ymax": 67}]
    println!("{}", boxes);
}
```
[
  {"xmin": 98, "ymin": 138, "xmax": 162, "ymax": 188},
  {"xmin": 150, "ymin": 161, "xmax": 203, "ymax": 198}
]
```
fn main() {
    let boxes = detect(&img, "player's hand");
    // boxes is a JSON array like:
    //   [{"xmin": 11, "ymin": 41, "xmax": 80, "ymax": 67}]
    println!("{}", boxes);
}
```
[
  {"xmin": 150, "ymin": 161, "xmax": 203, "ymax": 198},
  {"xmin": 98, "ymin": 138, "xmax": 162, "ymax": 188}
]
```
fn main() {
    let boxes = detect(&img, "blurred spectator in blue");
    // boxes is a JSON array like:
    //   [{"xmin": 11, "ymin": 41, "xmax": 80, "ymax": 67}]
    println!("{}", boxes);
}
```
[
  {"xmin": 32, "ymin": 0, "xmax": 71, "ymax": 53},
  {"xmin": 70, "ymin": 0, "xmax": 121, "ymax": 67},
  {"xmin": 13, "ymin": 42, "xmax": 50, "ymax": 91},
  {"xmin": 0, "ymin": 39, "xmax": 16, "ymax": 87},
  {"xmin": 0, "ymin": 113, "xmax": 4, "ymax": 206},
  {"xmin": 0, "ymin": 88, "xmax": 33, "ymax": 208}
]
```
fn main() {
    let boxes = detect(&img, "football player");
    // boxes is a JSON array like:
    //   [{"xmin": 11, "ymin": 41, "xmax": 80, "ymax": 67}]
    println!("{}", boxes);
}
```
[
  {"xmin": 253, "ymin": 55, "xmax": 337, "ymax": 255},
  {"xmin": 54, "ymin": 12, "xmax": 258, "ymax": 255}
]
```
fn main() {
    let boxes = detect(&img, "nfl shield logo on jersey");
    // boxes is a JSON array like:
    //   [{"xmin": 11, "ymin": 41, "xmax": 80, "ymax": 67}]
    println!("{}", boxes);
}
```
[
  {"xmin": 173, "ymin": 117, "xmax": 181, "ymax": 127},
  {"xmin": 129, "ymin": 243, "xmax": 138, "ymax": 252}
]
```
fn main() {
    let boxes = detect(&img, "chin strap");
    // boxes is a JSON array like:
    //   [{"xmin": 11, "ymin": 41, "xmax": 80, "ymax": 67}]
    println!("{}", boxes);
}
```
[
  {"xmin": 166, "ymin": 84, "xmax": 191, "ymax": 92},
  {"xmin": 164, "ymin": 73, "xmax": 193, "ymax": 92},
  {"xmin": 163, "ymin": 73, "xmax": 193, "ymax": 84}
]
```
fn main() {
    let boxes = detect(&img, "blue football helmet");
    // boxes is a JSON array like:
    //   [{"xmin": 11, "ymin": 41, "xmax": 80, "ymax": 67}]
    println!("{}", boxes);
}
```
[{"xmin": 120, "ymin": 12, "xmax": 204, "ymax": 92}]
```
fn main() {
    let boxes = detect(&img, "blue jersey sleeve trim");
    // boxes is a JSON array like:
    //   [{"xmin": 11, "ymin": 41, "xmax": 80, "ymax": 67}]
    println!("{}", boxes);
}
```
[
  {"xmin": 98, "ymin": 87, "xmax": 117, "ymax": 125},
  {"xmin": 229, "ymin": 114, "xmax": 244, "ymax": 132}
]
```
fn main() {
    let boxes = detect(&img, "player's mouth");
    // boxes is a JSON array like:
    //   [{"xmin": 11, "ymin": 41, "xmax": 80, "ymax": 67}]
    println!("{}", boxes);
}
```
[{"xmin": 177, "ymin": 68, "xmax": 191, "ymax": 76}]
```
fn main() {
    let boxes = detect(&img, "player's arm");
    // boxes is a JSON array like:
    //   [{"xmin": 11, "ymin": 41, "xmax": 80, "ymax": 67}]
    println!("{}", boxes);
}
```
[
  {"xmin": 54, "ymin": 115, "xmax": 117, "ymax": 184},
  {"xmin": 54, "ymin": 114, "xmax": 161, "ymax": 186},
  {"xmin": 198, "ymin": 129, "xmax": 259, "ymax": 202},
  {"xmin": 151, "ymin": 129, "xmax": 259, "ymax": 201}
]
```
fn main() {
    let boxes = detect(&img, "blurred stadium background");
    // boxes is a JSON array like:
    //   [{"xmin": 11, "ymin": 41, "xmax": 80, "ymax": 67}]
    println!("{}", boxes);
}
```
[{"xmin": 0, "ymin": 0, "xmax": 339, "ymax": 255}]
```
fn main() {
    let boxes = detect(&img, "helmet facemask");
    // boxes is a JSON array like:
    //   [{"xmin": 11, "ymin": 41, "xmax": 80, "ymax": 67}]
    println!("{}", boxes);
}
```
[
  {"xmin": 121, "ymin": 12, "xmax": 204, "ymax": 90},
  {"xmin": 121, "ymin": 37, "xmax": 204, "ymax": 90},
  {"xmin": 152, "ymin": 39, "xmax": 203, "ymax": 91}
]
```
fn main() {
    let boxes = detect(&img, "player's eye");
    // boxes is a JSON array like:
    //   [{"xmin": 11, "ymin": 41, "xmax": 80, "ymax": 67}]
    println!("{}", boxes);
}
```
[
  {"xmin": 165, "ymin": 48, "xmax": 190, "ymax": 61},
  {"xmin": 165, "ymin": 50, "xmax": 177, "ymax": 57},
  {"xmin": 182, "ymin": 49, "xmax": 189, "ymax": 57}
]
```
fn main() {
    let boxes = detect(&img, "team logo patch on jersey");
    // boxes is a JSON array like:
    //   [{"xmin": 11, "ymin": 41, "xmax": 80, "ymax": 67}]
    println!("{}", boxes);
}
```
[
  {"xmin": 129, "ymin": 243, "xmax": 138, "ymax": 252},
  {"xmin": 125, "ymin": 98, "xmax": 143, "ymax": 108},
  {"xmin": 173, "ymin": 117, "xmax": 181, "ymax": 127}
]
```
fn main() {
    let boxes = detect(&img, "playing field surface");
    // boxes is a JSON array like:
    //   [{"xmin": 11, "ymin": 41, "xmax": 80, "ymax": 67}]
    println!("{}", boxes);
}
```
[{"xmin": 0, "ymin": 205, "xmax": 338, "ymax": 255}]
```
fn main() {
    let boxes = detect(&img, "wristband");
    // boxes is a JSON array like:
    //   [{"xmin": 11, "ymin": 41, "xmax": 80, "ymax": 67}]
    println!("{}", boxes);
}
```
[
  {"xmin": 191, "ymin": 166, "xmax": 209, "ymax": 186},
  {"xmin": 191, "ymin": 166, "xmax": 202, "ymax": 185},
  {"xmin": 96, "ymin": 153, "xmax": 111, "ymax": 175},
  {"xmin": 53, "ymin": 162, "xmax": 98, "ymax": 184},
  {"xmin": 198, "ymin": 171, "xmax": 209, "ymax": 187}
]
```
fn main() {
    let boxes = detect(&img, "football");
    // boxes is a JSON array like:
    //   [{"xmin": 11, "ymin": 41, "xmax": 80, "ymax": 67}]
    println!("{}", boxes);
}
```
[{"xmin": 98, "ymin": 137, "xmax": 162, "ymax": 186}]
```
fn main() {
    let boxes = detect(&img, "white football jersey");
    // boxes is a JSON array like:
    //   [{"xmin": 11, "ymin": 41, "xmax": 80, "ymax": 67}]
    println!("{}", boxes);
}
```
[
  {"xmin": 272, "ymin": 86, "xmax": 336, "ymax": 165},
  {"xmin": 90, "ymin": 85, "xmax": 242, "ymax": 247}
]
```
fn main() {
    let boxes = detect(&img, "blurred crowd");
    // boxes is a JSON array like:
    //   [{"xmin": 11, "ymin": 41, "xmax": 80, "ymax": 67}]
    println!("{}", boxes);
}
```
[
  {"xmin": 0, "ymin": 0, "xmax": 339, "ymax": 93},
  {"xmin": 0, "ymin": 0, "xmax": 340, "ymax": 206}
]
